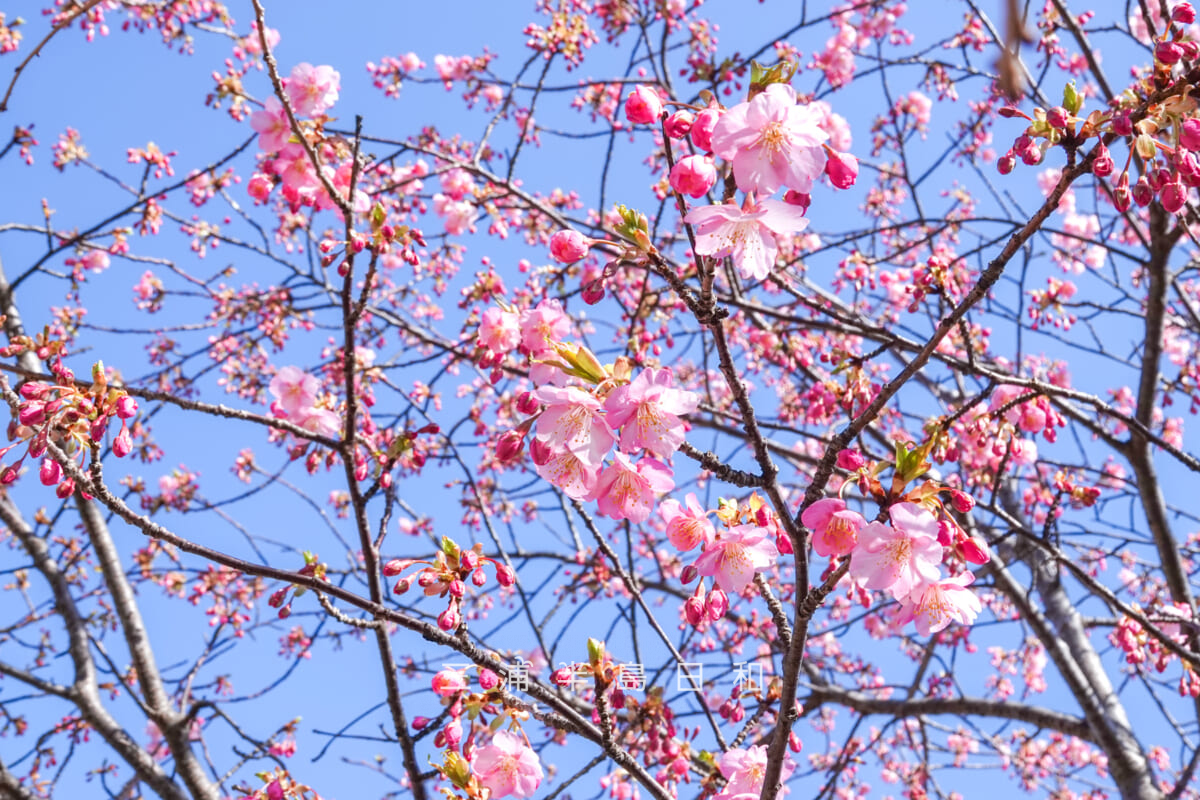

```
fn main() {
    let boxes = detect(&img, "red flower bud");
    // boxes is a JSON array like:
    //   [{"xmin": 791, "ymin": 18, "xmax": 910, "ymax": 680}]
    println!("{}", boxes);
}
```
[
  {"xmin": 56, "ymin": 477, "xmax": 75, "ymax": 499},
  {"xmin": 115, "ymin": 395, "xmax": 138, "ymax": 419},
  {"xmin": 471, "ymin": 568, "xmax": 488, "ymax": 587},
  {"xmin": 624, "ymin": 85, "xmax": 664, "ymax": 125},
  {"xmin": 437, "ymin": 604, "xmax": 460, "ymax": 631},
  {"xmin": 515, "ymin": 391, "xmax": 539, "ymax": 415},
  {"xmin": 663, "ymin": 109, "xmax": 694, "ymax": 138},
  {"xmin": 39, "ymin": 458, "xmax": 62, "ymax": 487},
  {"xmin": 705, "ymin": 587, "xmax": 729, "ymax": 621},
  {"xmin": 478, "ymin": 668, "xmax": 500, "ymax": 690},
  {"xmin": 112, "ymin": 425, "xmax": 133, "ymax": 458},
  {"xmin": 548, "ymin": 229, "xmax": 592, "ymax": 264},
  {"xmin": 495, "ymin": 564, "xmax": 515, "ymax": 587},
  {"xmin": 836, "ymin": 449, "xmax": 867, "ymax": 471},
  {"xmin": 824, "ymin": 150, "xmax": 858, "ymax": 189},
  {"xmin": 680, "ymin": 564, "xmax": 699, "ymax": 584}
]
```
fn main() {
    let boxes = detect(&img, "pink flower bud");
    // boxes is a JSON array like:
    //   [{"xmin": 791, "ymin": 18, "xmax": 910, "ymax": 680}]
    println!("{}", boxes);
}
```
[
  {"xmin": 684, "ymin": 595, "xmax": 705, "ymax": 626},
  {"xmin": 959, "ymin": 535, "xmax": 991, "ymax": 565},
  {"xmin": 459, "ymin": 549, "xmax": 479, "ymax": 571},
  {"xmin": 19, "ymin": 382, "xmax": 47, "ymax": 400},
  {"xmin": 680, "ymin": 564, "xmax": 698, "ymax": 584},
  {"xmin": 383, "ymin": 558, "xmax": 411, "ymax": 576},
  {"xmin": 581, "ymin": 280, "xmax": 606, "ymax": 305},
  {"xmin": 266, "ymin": 779, "xmax": 285, "ymax": 800},
  {"xmin": 392, "ymin": 577, "xmax": 411, "ymax": 594},
  {"xmin": 115, "ymin": 396, "xmax": 138, "ymax": 419},
  {"xmin": 448, "ymin": 579, "xmax": 465, "ymax": 598},
  {"xmin": 624, "ymin": 85, "xmax": 664, "ymax": 124},
  {"xmin": 268, "ymin": 587, "xmax": 288, "ymax": 607},
  {"xmin": 1182, "ymin": 119, "xmax": 1200, "ymax": 152},
  {"xmin": 997, "ymin": 151, "xmax": 1016, "ymax": 175},
  {"xmin": 56, "ymin": 477, "xmax": 75, "ymax": 499},
  {"xmin": 1046, "ymin": 106, "xmax": 1069, "ymax": 129},
  {"xmin": 441, "ymin": 718, "xmax": 462, "ymax": 747},
  {"xmin": 495, "ymin": 564, "xmax": 515, "ymax": 586},
  {"xmin": 776, "ymin": 531, "xmax": 793, "ymax": 555},
  {"xmin": 90, "ymin": 417, "xmax": 107, "ymax": 444},
  {"xmin": 112, "ymin": 425, "xmax": 133, "ymax": 458},
  {"xmin": 1, "ymin": 465, "xmax": 19, "ymax": 485},
  {"xmin": 516, "ymin": 391, "xmax": 539, "ymax": 415},
  {"xmin": 18, "ymin": 402, "xmax": 45, "ymax": 426},
  {"xmin": 39, "ymin": 458, "xmax": 61, "ymax": 487},
  {"xmin": 690, "ymin": 107, "xmax": 721, "ymax": 153},
  {"xmin": 1157, "ymin": 40, "xmax": 1184, "ymax": 64},
  {"xmin": 277, "ymin": 604, "xmax": 292, "ymax": 619},
  {"xmin": 1133, "ymin": 176, "xmax": 1154, "ymax": 207},
  {"xmin": 669, "ymin": 155, "xmax": 717, "ymax": 198},
  {"xmin": 825, "ymin": 151, "xmax": 859, "ymax": 189},
  {"xmin": 782, "ymin": 190, "xmax": 811, "ymax": 210},
  {"xmin": 663, "ymin": 110, "xmax": 694, "ymax": 138},
  {"xmin": 1184, "ymin": 41, "xmax": 1200, "ymax": 60},
  {"xmin": 412, "ymin": 716, "xmax": 430, "ymax": 730},
  {"xmin": 1161, "ymin": 181, "xmax": 1189, "ymax": 213},
  {"xmin": 438, "ymin": 604, "xmax": 460, "ymax": 631},
  {"xmin": 949, "ymin": 489, "xmax": 976, "ymax": 513},
  {"xmin": 549, "ymin": 229, "xmax": 592, "ymax": 263},
  {"xmin": 478, "ymin": 668, "xmax": 500, "ymax": 690},
  {"xmin": 432, "ymin": 668, "xmax": 467, "ymax": 696},
  {"xmin": 248, "ymin": 173, "xmax": 273, "ymax": 202},
  {"xmin": 495, "ymin": 430, "xmax": 525, "ymax": 463},
  {"xmin": 529, "ymin": 438, "xmax": 553, "ymax": 466},
  {"xmin": 550, "ymin": 667, "xmax": 572, "ymax": 686},
  {"xmin": 836, "ymin": 449, "xmax": 867, "ymax": 471},
  {"xmin": 471, "ymin": 568, "xmax": 487, "ymax": 587},
  {"xmin": 705, "ymin": 587, "xmax": 729, "ymax": 621},
  {"xmin": 1175, "ymin": 2, "xmax": 1196, "ymax": 23},
  {"xmin": 1091, "ymin": 142, "xmax": 1114, "ymax": 177}
]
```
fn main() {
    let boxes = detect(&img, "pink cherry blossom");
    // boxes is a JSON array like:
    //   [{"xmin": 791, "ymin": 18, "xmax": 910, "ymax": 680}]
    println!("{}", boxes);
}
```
[
  {"xmin": 250, "ymin": 97, "xmax": 290, "ymax": 153},
  {"xmin": 659, "ymin": 492, "xmax": 714, "ymax": 551},
  {"xmin": 591, "ymin": 452, "xmax": 675, "ymax": 523},
  {"xmin": 603, "ymin": 367, "xmax": 698, "ymax": 458},
  {"xmin": 532, "ymin": 441, "xmax": 601, "ymax": 500},
  {"xmin": 285, "ymin": 63, "xmax": 340, "ymax": 117},
  {"xmin": 690, "ymin": 106, "xmax": 722, "ymax": 152},
  {"xmin": 533, "ymin": 385, "xmax": 616, "ymax": 467},
  {"xmin": 471, "ymin": 730, "xmax": 544, "ymax": 799},
  {"xmin": 714, "ymin": 745, "xmax": 794, "ymax": 799},
  {"xmin": 692, "ymin": 523, "xmax": 780, "ymax": 593},
  {"xmin": 710, "ymin": 83, "xmax": 829, "ymax": 195},
  {"xmin": 519, "ymin": 299, "xmax": 571, "ymax": 356},
  {"xmin": 896, "ymin": 572, "xmax": 982, "ymax": 635},
  {"xmin": 849, "ymin": 502, "xmax": 943, "ymax": 599},
  {"xmin": 269, "ymin": 366, "xmax": 319, "ymax": 417},
  {"xmin": 297, "ymin": 408, "xmax": 341, "ymax": 438},
  {"xmin": 684, "ymin": 199, "xmax": 810, "ymax": 281},
  {"xmin": 800, "ymin": 497, "xmax": 865, "ymax": 557},
  {"xmin": 478, "ymin": 307, "xmax": 522, "ymax": 355}
]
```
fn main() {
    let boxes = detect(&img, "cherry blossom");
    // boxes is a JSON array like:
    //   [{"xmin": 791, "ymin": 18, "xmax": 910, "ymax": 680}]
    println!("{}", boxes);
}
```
[
  {"xmin": 710, "ymin": 83, "xmax": 829, "ymax": 195},
  {"xmin": 692, "ymin": 523, "xmax": 780, "ymax": 593},
  {"xmin": 715, "ymin": 745, "xmax": 795, "ymax": 799},
  {"xmin": 285, "ymin": 62, "xmax": 340, "ymax": 117},
  {"xmin": 849, "ymin": 502, "xmax": 943, "ymax": 599},
  {"xmin": 684, "ymin": 199, "xmax": 810, "ymax": 281},
  {"xmin": 603, "ymin": 367, "xmax": 698, "ymax": 458},
  {"xmin": 659, "ymin": 492, "xmax": 714, "ymax": 551},
  {"xmin": 269, "ymin": 366, "xmax": 319, "ymax": 417},
  {"xmin": 896, "ymin": 572, "xmax": 983, "ymax": 635},
  {"xmin": 471, "ymin": 730, "xmax": 544, "ymax": 798},
  {"xmin": 800, "ymin": 497, "xmax": 865, "ymax": 557},
  {"xmin": 532, "ymin": 385, "xmax": 615, "ymax": 467},
  {"xmin": 590, "ymin": 452, "xmax": 674, "ymax": 523},
  {"xmin": 250, "ymin": 97, "xmax": 289, "ymax": 153}
]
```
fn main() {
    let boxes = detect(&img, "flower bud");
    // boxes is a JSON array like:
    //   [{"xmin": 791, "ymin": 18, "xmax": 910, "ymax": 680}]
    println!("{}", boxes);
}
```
[
  {"xmin": 392, "ymin": 577, "xmax": 411, "ymax": 594},
  {"xmin": 1045, "ymin": 106, "xmax": 1069, "ymax": 129},
  {"xmin": 383, "ymin": 558, "xmax": 411, "ymax": 576},
  {"xmin": 705, "ymin": 587, "xmax": 729, "ymax": 621},
  {"xmin": 949, "ymin": 489, "xmax": 976, "ymax": 513},
  {"xmin": 19, "ymin": 382, "xmax": 47, "ymax": 400},
  {"xmin": 1157, "ymin": 40, "xmax": 1184, "ymax": 64},
  {"xmin": 690, "ymin": 107, "xmax": 721, "ymax": 152},
  {"xmin": 478, "ymin": 668, "xmax": 500, "ymax": 690},
  {"xmin": 412, "ymin": 716, "xmax": 430, "ymax": 730},
  {"xmin": 18, "ymin": 402, "xmax": 45, "ymax": 427},
  {"xmin": 471, "ymin": 568, "xmax": 488, "ymax": 587},
  {"xmin": 680, "ymin": 563, "xmax": 699, "ymax": 584},
  {"xmin": 1161, "ymin": 181, "xmax": 1189, "ymax": 213},
  {"xmin": 432, "ymin": 668, "xmax": 467, "ymax": 697},
  {"xmin": 112, "ymin": 425, "xmax": 133, "ymax": 458},
  {"xmin": 836, "ymin": 449, "xmax": 867, "ymax": 471},
  {"xmin": 448, "ymin": 579, "xmax": 465, "ymax": 598},
  {"xmin": 115, "ymin": 395, "xmax": 138, "ymax": 419},
  {"xmin": 548, "ymin": 229, "xmax": 592, "ymax": 263},
  {"xmin": 997, "ymin": 151, "xmax": 1016, "ymax": 175},
  {"xmin": 1, "ymin": 465, "xmax": 19, "ymax": 485},
  {"xmin": 56, "ymin": 477, "xmax": 75, "ymax": 499},
  {"xmin": 824, "ymin": 150, "xmax": 859, "ymax": 189},
  {"xmin": 459, "ymin": 549, "xmax": 479, "ymax": 571},
  {"xmin": 581, "ymin": 280, "xmax": 606, "ymax": 305},
  {"xmin": 959, "ymin": 535, "xmax": 991, "ymax": 565},
  {"xmin": 39, "ymin": 458, "xmax": 62, "ymax": 487},
  {"xmin": 529, "ymin": 437, "xmax": 553, "ymax": 466},
  {"xmin": 515, "ymin": 391, "xmax": 539, "ymax": 415},
  {"xmin": 495, "ymin": 430, "xmax": 525, "ymax": 463},
  {"xmin": 1133, "ymin": 176, "xmax": 1154, "ymax": 207},
  {"xmin": 1091, "ymin": 142, "xmax": 1114, "ymax": 177},
  {"xmin": 624, "ymin": 85, "xmax": 664, "ymax": 124},
  {"xmin": 1182, "ymin": 118, "xmax": 1200, "ymax": 152},
  {"xmin": 669, "ymin": 155, "xmax": 717, "ymax": 198},
  {"xmin": 782, "ymin": 190, "xmax": 811, "ymax": 211},
  {"xmin": 1175, "ymin": 2, "xmax": 1196, "ymax": 23},
  {"xmin": 495, "ymin": 564, "xmax": 515, "ymax": 586},
  {"xmin": 663, "ymin": 109, "xmax": 694, "ymax": 138},
  {"xmin": 684, "ymin": 595, "xmax": 705, "ymax": 626},
  {"xmin": 266, "ymin": 779, "xmax": 285, "ymax": 800},
  {"xmin": 437, "ymin": 604, "xmax": 460, "ymax": 631},
  {"xmin": 441, "ymin": 718, "xmax": 462, "ymax": 748}
]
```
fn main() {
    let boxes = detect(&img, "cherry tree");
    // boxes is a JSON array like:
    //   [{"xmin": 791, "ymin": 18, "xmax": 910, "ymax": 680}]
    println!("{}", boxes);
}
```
[{"xmin": 0, "ymin": 1, "xmax": 1199, "ymax": 799}]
